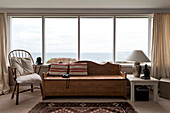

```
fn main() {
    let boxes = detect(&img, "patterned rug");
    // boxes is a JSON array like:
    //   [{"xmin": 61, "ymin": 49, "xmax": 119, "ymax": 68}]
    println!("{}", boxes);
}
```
[{"xmin": 28, "ymin": 102, "xmax": 138, "ymax": 113}]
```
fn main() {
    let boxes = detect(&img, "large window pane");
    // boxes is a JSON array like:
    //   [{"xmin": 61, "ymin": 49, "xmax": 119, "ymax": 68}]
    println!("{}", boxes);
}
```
[
  {"xmin": 80, "ymin": 18, "xmax": 113, "ymax": 63},
  {"xmin": 11, "ymin": 18, "xmax": 42, "ymax": 61},
  {"xmin": 45, "ymin": 18, "xmax": 78, "ymax": 63},
  {"xmin": 116, "ymin": 18, "xmax": 148, "ymax": 62}
]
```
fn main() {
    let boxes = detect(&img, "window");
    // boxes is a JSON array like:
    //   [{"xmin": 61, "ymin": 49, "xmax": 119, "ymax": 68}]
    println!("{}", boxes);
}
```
[
  {"xmin": 116, "ymin": 17, "xmax": 149, "ymax": 62},
  {"xmin": 10, "ymin": 15, "xmax": 152, "ymax": 64},
  {"xmin": 45, "ymin": 17, "xmax": 78, "ymax": 62},
  {"xmin": 11, "ymin": 17, "xmax": 42, "ymax": 61},
  {"xmin": 80, "ymin": 18, "xmax": 113, "ymax": 63}
]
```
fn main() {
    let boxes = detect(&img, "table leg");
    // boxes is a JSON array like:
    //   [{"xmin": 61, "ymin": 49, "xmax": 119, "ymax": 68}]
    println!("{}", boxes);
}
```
[
  {"xmin": 153, "ymin": 83, "xmax": 158, "ymax": 102},
  {"xmin": 131, "ymin": 83, "xmax": 135, "ymax": 102}
]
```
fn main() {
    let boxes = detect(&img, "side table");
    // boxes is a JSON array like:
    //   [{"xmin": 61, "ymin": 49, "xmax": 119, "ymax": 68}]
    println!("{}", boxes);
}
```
[{"xmin": 127, "ymin": 74, "xmax": 159, "ymax": 102}]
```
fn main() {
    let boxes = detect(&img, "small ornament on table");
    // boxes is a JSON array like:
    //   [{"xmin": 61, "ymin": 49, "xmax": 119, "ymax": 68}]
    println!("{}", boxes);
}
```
[
  {"xmin": 141, "ymin": 64, "xmax": 150, "ymax": 79},
  {"xmin": 36, "ymin": 57, "xmax": 43, "ymax": 65}
]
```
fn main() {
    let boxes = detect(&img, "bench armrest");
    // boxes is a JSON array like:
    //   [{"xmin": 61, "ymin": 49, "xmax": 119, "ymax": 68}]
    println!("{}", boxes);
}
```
[
  {"xmin": 43, "ymin": 72, "xmax": 49, "ymax": 79},
  {"xmin": 120, "ymin": 71, "xmax": 127, "ymax": 79}
]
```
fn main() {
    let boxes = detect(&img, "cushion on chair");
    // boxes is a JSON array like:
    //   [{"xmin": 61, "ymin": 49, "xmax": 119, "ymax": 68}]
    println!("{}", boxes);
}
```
[
  {"xmin": 21, "ymin": 58, "xmax": 34, "ymax": 75},
  {"xmin": 49, "ymin": 63, "xmax": 68, "ymax": 75},
  {"xmin": 11, "ymin": 57, "xmax": 24, "ymax": 76},
  {"xmin": 69, "ymin": 63, "xmax": 88, "ymax": 75},
  {"xmin": 10, "ymin": 57, "xmax": 34, "ymax": 77},
  {"xmin": 16, "ymin": 73, "xmax": 42, "ymax": 84}
]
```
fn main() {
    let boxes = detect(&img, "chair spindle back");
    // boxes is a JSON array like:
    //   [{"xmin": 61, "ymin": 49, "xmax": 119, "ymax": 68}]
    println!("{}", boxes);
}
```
[{"xmin": 8, "ymin": 49, "xmax": 34, "ymax": 66}]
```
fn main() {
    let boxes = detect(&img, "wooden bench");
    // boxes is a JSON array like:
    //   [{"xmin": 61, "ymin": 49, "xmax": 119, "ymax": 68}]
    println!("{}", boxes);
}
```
[{"xmin": 42, "ymin": 61, "xmax": 127, "ymax": 99}]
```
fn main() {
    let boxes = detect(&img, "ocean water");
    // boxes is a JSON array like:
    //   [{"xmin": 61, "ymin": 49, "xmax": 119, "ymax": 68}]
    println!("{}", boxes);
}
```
[{"xmin": 31, "ymin": 52, "xmax": 139, "ymax": 63}]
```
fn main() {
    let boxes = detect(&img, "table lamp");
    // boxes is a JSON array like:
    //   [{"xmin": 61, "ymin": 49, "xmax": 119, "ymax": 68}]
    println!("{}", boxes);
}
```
[{"xmin": 126, "ymin": 50, "xmax": 150, "ymax": 77}]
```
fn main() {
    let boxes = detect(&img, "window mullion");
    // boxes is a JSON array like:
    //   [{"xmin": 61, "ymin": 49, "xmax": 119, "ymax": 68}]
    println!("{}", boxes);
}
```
[
  {"xmin": 148, "ymin": 16, "xmax": 152, "ymax": 58},
  {"xmin": 78, "ymin": 16, "xmax": 80, "ymax": 61},
  {"xmin": 42, "ymin": 16, "xmax": 45, "ymax": 64},
  {"xmin": 8, "ymin": 16, "xmax": 12, "ymax": 54},
  {"xmin": 113, "ymin": 16, "xmax": 116, "ymax": 63}
]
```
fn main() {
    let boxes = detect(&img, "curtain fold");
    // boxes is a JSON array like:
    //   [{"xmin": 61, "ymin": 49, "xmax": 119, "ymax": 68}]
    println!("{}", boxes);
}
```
[
  {"xmin": 151, "ymin": 13, "xmax": 170, "ymax": 79},
  {"xmin": 0, "ymin": 13, "xmax": 10, "ymax": 95}
]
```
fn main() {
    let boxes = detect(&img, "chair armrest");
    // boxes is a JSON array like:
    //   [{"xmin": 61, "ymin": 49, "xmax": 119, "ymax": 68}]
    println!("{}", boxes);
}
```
[
  {"xmin": 33, "ymin": 65, "xmax": 37, "ymax": 73},
  {"xmin": 120, "ymin": 71, "xmax": 127, "ymax": 79},
  {"xmin": 9, "ymin": 67, "xmax": 17, "ymax": 80}
]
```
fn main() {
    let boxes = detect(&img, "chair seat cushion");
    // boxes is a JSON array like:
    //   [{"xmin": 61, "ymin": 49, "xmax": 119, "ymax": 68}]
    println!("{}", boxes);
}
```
[{"xmin": 16, "ymin": 73, "xmax": 42, "ymax": 84}]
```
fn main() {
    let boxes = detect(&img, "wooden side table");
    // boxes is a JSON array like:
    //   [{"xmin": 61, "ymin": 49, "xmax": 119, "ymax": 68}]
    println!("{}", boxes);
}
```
[{"xmin": 127, "ymin": 74, "xmax": 159, "ymax": 102}]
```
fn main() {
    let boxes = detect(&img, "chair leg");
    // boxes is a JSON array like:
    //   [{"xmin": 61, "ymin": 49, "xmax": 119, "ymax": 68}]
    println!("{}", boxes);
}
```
[
  {"xmin": 11, "ymin": 83, "xmax": 17, "ymax": 99},
  {"xmin": 16, "ymin": 83, "xmax": 19, "ymax": 105},
  {"xmin": 39, "ymin": 83, "xmax": 43, "ymax": 96},
  {"xmin": 31, "ymin": 84, "xmax": 33, "ymax": 92}
]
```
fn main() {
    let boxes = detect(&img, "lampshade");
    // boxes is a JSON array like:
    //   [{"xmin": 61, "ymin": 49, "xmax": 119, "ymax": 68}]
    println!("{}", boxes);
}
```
[{"xmin": 126, "ymin": 50, "xmax": 150, "ymax": 62}]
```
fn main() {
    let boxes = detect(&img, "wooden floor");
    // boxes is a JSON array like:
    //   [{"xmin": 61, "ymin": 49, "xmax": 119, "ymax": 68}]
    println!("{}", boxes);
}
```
[{"xmin": 0, "ymin": 86, "xmax": 170, "ymax": 113}]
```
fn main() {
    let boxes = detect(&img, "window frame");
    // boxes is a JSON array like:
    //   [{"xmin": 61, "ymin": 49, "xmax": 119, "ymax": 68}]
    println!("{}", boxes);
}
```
[
  {"xmin": 80, "ymin": 16, "xmax": 114, "ymax": 62},
  {"xmin": 8, "ymin": 14, "xmax": 153, "ymax": 64},
  {"xmin": 115, "ymin": 16, "xmax": 151, "ymax": 62},
  {"xmin": 45, "ymin": 16, "xmax": 79, "ymax": 62},
  {"xmin": 9, "ymin": 16, "xmax": 43, "ymax": 61}
]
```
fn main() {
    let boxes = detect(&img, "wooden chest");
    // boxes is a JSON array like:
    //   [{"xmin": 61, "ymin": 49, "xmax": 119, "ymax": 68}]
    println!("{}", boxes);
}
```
[{"xmin": 43, "ymin": 75, "xmax": 127, "ymax": 99}]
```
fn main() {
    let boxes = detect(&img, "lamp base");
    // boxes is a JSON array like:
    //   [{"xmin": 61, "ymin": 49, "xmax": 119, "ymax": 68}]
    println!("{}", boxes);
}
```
[{"xmin": 133, "ymin": 63, "xmax": 141, "ymax": 77}]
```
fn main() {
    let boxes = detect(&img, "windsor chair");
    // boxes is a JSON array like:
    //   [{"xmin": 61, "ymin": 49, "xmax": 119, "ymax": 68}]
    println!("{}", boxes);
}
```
[{"xmin": 8, "ymin": 49, "xmax": 43, "ymax": 105}]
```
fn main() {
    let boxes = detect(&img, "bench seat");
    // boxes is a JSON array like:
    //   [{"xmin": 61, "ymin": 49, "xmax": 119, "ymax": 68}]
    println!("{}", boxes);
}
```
[{"xmin": 45, "ymin": 75, "xmax": 125, "ymax": 80}]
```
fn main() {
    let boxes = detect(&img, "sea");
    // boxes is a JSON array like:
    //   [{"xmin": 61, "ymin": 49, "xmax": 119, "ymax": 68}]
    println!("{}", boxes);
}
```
[{"xmin": 31, "ymin": 52, "xmax": 143, "ymax": 63}]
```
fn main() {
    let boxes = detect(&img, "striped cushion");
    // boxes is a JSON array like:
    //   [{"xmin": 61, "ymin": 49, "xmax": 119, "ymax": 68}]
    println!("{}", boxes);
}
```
[
  {"xmin": 69, "ymin": 63, "xmax": 88, "ymax": 75},
  {"xmin": 49, "ymin": 63, "xmax": 68, "ymax": 75}
]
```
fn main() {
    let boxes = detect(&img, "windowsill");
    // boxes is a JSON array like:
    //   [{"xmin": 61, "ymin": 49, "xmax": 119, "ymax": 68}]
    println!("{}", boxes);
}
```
[
  {"xmin": 117, "ymin": 62, "xmax": 151, "ymax": 67},
  {"xmin": 35, "ymin": 63, "xmax": 50, "ymax": 67}
]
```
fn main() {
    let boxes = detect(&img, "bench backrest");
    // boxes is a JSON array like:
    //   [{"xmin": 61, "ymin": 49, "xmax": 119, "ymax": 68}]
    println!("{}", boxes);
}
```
[{"xmin": 75, "ymin": 61, "xmax": 121, "ymax": 75}]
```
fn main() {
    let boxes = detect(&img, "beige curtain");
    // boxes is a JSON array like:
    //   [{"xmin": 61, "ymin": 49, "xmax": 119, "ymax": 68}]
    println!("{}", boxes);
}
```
[
  {"xmin": 151, "ymin": 13, "xmax": 170, "ymax": 79},
  {"xmin": 0, "ymin": 13, "xmax": 10, "ymax": 95}
]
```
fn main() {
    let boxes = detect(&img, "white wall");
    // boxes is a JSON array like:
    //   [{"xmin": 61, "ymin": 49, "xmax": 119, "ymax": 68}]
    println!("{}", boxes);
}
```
[{"xmin": 0, "ymin": 0, "xmax": 170, "ymax": 8}]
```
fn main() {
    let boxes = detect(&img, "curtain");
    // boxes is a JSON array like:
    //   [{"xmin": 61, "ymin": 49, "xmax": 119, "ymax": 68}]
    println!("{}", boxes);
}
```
[
  {"xmin": 0, "ymin": 13, "xmax": 10, "ymax": 95},
  {"xmin": 151, "ymin": 13, "xmax": 170, "ymax": 79}
]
